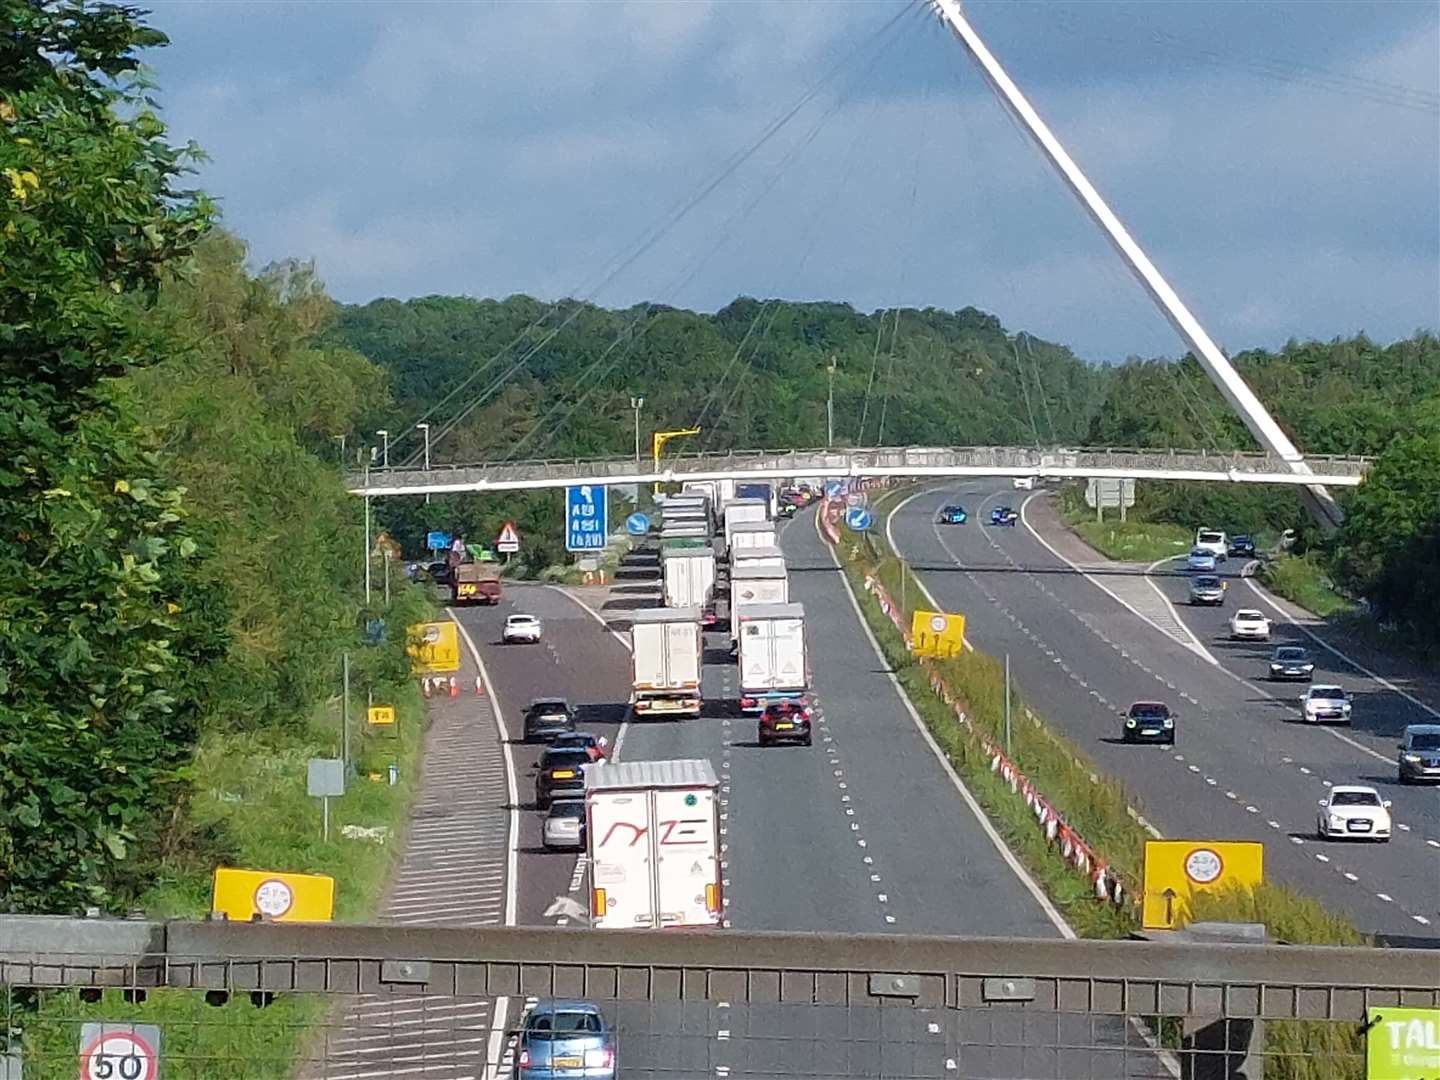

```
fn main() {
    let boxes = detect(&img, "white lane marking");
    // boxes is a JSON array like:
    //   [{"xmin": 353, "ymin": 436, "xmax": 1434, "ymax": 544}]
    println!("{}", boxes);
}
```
[
  {"xmin": 1241, "ymin": 576, "xmax": 1440, "ymax": 720},
  {"xmin": 1343, "ymin": 872, "xmax": 1358, "ymax": 882},
  {"xmin": 1018, "ymin": 495, "xmax": 1216, "ymax": 664},
  {"xmin": 1378, "ymin": 893, "xmax": 1394, "ymax": 902},
  {"xmin": 1315, "ymin": 853, "xmax": 1330, "ymax": 862},
  {"xmin": 1413, "ymin": 915, "xmax": 1431, "ymax": 925},
  {"xmin": 448, "ymin": 611, "xmax": 517, "ymax": 1080},
  {"xmin": 825, "ymin": 508, "xmax": 1075, "ymax": 941},
  {"xmin": 541, "ymin": 583, "xmax": 635, "ymax": 760}
]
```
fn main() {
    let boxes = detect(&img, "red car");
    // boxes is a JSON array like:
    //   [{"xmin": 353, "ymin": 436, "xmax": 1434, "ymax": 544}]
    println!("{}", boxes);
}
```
[{"xmin": 758, "ymin": 700, "xmax": 812, "ymax": 747}]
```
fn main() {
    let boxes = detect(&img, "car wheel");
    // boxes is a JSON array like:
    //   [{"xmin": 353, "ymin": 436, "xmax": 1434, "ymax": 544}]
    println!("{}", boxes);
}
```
[
  {"xmin": 1316, "ymin": 823, "xmax": 1326, "ymax": 840},
  {"xmin": 802, "ymin": 735, "xmax": 813, "ymax": 747}
]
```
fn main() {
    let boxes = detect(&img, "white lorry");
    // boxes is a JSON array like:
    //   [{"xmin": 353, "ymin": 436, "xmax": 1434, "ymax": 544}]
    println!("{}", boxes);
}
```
[
  {"xmin": 728, "ymin": 565, "xmax": 788, "ymax": 646},
  {"xmin": 587, "ymin": 758, "xmax": 722, "ymax": 930},
  {"xmin": 629, "ymin": 607, "xmax": 703, "ymax": 717},
  {"xmin": 727, "ymin": 519, "xmax": 778, "ymax": 563},
  {"xmin": 662, "ymin": 546, "xmax": 715, "ymax": 609},
  {"xmin": 723, "ymin": 498, "xmax": 769, "ymax": 550},
  {"xmin": 736, "ymin": 602, "xmax": 808, "ymax": 713},
  {"xmin": 729, "ymin": 544, "xmax": 786, "ymax": 578}
]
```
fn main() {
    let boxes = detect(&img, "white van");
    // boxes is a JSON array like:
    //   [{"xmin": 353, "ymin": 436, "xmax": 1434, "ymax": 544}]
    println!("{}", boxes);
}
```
[
  {"xmin": 1194, "ymin": 528, "xmax": 1229, "ymax": 561},
  {"xmin": 1012, "ymin": 476, "xmax": 1035, "ymax": 490}
]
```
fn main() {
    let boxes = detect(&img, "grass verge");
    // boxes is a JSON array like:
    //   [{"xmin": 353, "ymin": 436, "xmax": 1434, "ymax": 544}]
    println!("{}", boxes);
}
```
[
  {"xmin": 841, "ymin": 487, "xmax": 1376, "ymax": 1079},
  {"xmin": 17, "ymin": 589, "xmax": 436, "ymax": 1078},
  {"xmin": 1259, "ymin": 552, "xmax": 1358, "ymax": 619},
  {"xmin": 1057, "ymin": 492, "xmax": 1193, "ymax": 563}
]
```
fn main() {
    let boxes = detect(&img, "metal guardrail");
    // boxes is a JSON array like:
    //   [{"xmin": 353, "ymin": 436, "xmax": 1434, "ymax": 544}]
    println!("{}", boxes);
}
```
[
  {"xmin": 344, "ymin": 445, "xmax": 1372, "ymax": 495},
  {"xmin": 1, "ymin": 918, "xmax": 1434, "ymax": 1022}
]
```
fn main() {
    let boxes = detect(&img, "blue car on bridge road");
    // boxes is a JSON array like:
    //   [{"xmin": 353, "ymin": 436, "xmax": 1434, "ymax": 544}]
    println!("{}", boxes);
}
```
[
  {"xmin": 937, "ymin": 504, "xmax": 968, "ymax": 524},
  {"xmin": 989, "ymin": 506, "xmax": 1019, "ymax": 526}
]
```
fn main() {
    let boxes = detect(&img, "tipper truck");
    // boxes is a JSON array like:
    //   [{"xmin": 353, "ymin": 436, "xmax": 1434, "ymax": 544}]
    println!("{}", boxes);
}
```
[
  {"xmin": 629, "ymin": 607, "xmax": 703, "ymax": 717},
  {"xmin": 449, "ymin": 560, "xmax": 502, "ymax": 605},
  {"xmin": 586, "ymin": 758, "xmax": 722, "ymax": 929},
  {"xmin": 736, "ymin": 602, "xmax": 808, "ymax": 713},
  {"xmin": 662, "ymin": 547, "xmax": 715, "ymax": 609}
]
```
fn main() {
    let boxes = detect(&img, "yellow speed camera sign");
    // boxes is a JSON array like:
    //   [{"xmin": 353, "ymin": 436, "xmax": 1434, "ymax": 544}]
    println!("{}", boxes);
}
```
[
  {"xmin": 1142, "ymin": 840, "xmax": 1263, "ymax": 929},
  {"xmin": 407, "ymin": 620, "xmax": 460, "ymax": 674},
  {"xmin": 212, "ymin": 867, "xmax": 335, "ymax": 923},
  {"xmin": 910, "ymin": 610, "xmax": 965, "ymax": 658}
]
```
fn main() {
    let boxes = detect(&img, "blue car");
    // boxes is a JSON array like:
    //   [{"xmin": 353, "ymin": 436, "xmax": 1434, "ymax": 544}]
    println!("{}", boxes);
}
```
[
  {"xmin": 1228, "ymin": 534, "xmax": 1256, "ymax": 558},
  {"xmin": 937, "ymin": 504, "xmax": 968, "ymax": 524},
  {"xmin": 1185, "ymin": 548, "xmax": 1218, "ymax": 572},
  {"xmin": 989, "ymin": 507, "xmax": 1019, "ymax": 527},
  {"xmin": 515, "ymin": 1000, "xmax": 616, "ymax": 1079}
]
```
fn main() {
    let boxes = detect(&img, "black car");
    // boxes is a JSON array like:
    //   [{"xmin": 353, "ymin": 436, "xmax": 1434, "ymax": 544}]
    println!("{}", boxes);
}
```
[
  {"xmin": 937, "ymin": 505, "xmax": 968, "ymax": 525},
  {"xmin": 1122, "ymin": 702, "xmax": 1175, "ymax": 745},
  {"xmin": 1228, "ymin": 535, "xmax": 1256, "ymax": 558},
  {"xmin": 1268, "ymin": 646, "xmax": 1315, "ymax": 682},
  {"xmin": 426, "ymin": 560, "xmax": 453, "ymax": 586},
  {"xmin": 534, "ymin": 748, "xmax": 591, "ymax": 809},
  {"xmin": 524, "ymin": 698, "xmax": 576, "ymax": 743},
  {"xmin": 758, "ymin": 700, "xmax": 812, "ymax": 747}
]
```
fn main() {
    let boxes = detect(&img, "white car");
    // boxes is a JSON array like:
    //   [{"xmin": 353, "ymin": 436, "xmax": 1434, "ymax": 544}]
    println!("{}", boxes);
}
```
[
  {"xmin": 1228, "ymin": 609, "xmax": 1271, "ymax": 640},
  {"xmin": 1316, "ymin": 786, "xmax": 1391, "ymax": 841},
  {"xmin": 1300, "ymin": 685, "xmax": 1352, "ymax": 724},
  {"xmin": 1193, "ymin": 529, "xmax": 1228, "ymax": 561},
  {"xmin": 541, "ymin": 799, "xmax": 585, "ymax": 850},
  {"xmin": 502, "ymin": 614, "xmax": 543, "ymax": 644},
  {"xmin": 1012, "ymin": 476, "xmax": 1035, "ymax": 490}
]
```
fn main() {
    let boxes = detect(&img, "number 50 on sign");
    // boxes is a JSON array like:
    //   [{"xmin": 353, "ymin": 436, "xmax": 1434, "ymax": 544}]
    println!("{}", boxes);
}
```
[{"xmin": 79, "ymin": 1024, "xmax": 161, "ymax": 1080}]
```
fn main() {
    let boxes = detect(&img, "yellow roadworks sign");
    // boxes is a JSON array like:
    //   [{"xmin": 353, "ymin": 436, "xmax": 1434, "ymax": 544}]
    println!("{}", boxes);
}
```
[
  {"xmin": 910, "ymin": 610, "xmax": 966, "ymax": 658},
  {"xmin": 1142, "ymin": 840, "xmax": 1263, "ymax": 929},
  {"xmin": 367, "ymin": 705, "xmax": 396, "ymax": 726},
  {"xmin": 408, "ymin": 620, "xmax": 460, "ymax": 674},
  {"xmin": 211, "ymin": 867, "xmax": 335, "ymax": 923},
  {"xmin": 1366, "ymin": 1005, "xmax": 1440, "ymax": 1079}
]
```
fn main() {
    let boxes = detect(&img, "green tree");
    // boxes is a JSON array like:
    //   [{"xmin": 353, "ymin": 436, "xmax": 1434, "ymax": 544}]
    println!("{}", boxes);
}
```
[{"xmin": 0, "ymin": 1, "xmax": 219, "ymax": 910}]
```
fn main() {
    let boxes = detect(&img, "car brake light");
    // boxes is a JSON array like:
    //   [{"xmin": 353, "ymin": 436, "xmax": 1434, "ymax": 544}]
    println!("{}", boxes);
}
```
[
  {"xmin": 584, "ymin": 1048, "xmax": 613, "ymax": 1068},
  {"xmin": 518, "ymin": 1049, "xmax": 530, "ymax": 1068}
]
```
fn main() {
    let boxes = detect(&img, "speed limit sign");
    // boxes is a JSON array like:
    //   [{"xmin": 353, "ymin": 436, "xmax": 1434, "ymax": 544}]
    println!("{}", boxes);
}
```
[{"xmin": 78, "ymin": 1025, "xmax": 160, "ymax": 1080}]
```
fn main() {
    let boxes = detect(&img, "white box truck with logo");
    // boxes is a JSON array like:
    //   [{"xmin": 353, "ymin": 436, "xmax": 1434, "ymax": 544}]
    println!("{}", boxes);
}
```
[
  {"xmin": 587, "ymin": 759, "xmax": 722, "ymax": 929},
  {"xmin": 629, "ymin": 607, "xmax": 703, "ymax": 717},
  {"xmin": 737, "ymin": 602, "xmax": 808, "ymax": 713},
  {"xmin": 662, "ymin": 546, "xmax": 715, "ymax": 609}
]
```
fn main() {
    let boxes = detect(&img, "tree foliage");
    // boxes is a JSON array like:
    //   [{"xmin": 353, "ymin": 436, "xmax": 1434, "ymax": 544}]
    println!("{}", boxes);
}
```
[{"xmin": 0, "ymin": 0, "xmax": 219, "ymax": 910}]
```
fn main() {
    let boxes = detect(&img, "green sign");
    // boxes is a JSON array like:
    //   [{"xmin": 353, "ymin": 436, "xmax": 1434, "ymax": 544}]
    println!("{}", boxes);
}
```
[{"xmin": 1367, "ymin": 1007, "xmax": 1440, "ymax": 1079}]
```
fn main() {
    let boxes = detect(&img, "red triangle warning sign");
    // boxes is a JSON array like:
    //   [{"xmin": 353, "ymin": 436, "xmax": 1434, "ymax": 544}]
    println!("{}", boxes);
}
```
[{"xmin": 496, "ymin": 521, "xmax": 521, "ymax": 552}]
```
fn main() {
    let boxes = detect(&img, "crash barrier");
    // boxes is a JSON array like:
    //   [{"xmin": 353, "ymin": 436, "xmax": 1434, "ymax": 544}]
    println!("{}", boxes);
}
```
[
  {"xmin": 0, "ymin": 918, "xmax": 1432, "ymax": 1079},
  {"xmin": 857, "ymin": 567, "xmax": 1132, "ymax": 909}
]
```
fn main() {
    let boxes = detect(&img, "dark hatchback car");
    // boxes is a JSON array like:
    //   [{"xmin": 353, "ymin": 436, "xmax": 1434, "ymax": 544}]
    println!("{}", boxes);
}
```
[
  {"xmin": 1228, "ymin": 535, "xmax": 1256, "ymax": 558},
  {"xmin": 1397, "ymin": 724, "xmax": 1440, "ymax": 784},
  {"xmin": 534, "ymin": 748, "xmax": 591, "ymax": 810},
  {"xmin": 524, "ymin": 698, "xmax": 576, "ymax": 744},
  {"xmin": 1122, "ymin": 702, "xmax": 1175, "ymax": 745},
  {"xmin": 1269, "ymin": 646, "xmax": 1315, "ymax": 682},
  {"xmin": 758, "ymin": 700, "xmax": 812, "ymax": 747},
  {"xmin": 514, "ymin": 999, "xmax": 616, "ymax": 1080},
  {"xmin": 425, "ymin": 560, "xmax": 453, "ymax": 586}
]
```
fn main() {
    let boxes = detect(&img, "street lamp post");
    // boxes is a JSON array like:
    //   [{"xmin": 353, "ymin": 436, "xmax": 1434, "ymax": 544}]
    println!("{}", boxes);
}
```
[
  {"xmin": 334, "ymin": 433, "xmax": 346, "ymax": 466},
  {"xmin": 825, "ymin": 356, "xmax": 838, "ymax": 448},
  {"xmin": 363, "ymin": 455, "xmax": 372, "ymax": 605},
  {"xmin": 415, "ymin": 421, "xmax": 431, "ymax": 504},
  {"xmin": 376, "ymin": 429, "xmax": 390, "ymax": 468},
  {"xmin": 629, "ymin": 397, "xmax": 644, "ymax": 467}
]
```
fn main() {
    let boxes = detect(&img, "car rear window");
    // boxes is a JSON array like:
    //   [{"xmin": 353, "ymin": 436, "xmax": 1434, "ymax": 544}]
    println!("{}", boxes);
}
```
[
  {"xmin": 1311, "ymin": 689, "xmax": 1346, "ymax": 700},
  {"xmin": 1198, "ymin": 532, "xmax": 1223, "ymax": 542},
  {"xmin": 526, "ymin": 1011, "xmax": 602, "ymax": 1038},
  {"xmin": 1275, "ymin": 648, "xmax": 1308, "ymax": 661},
  {"xmin": 548, "ymin": 802, "xmax": 584, "ymax": 819},
  {"xmin": 1194, "ymin": 577, "xmax": 1220, "ymax": 588},
  {"xmin": 530, "ymin": 701, "xmax": 568, "ymax": 715},
  {"xmin": 1235, "ymin": 610, "xmax": 1263, "ymax": 619},
  {"xmin": 542, "ymin": 750, "xmax": 590, "ymax": 769},
  {"xmin": 1130, "ymin": 705, "xmax": 1169, "ymax": 720},
  {"xmin": 1331, "ymin": 791, "xmax": 1379, "ymax": 807}
]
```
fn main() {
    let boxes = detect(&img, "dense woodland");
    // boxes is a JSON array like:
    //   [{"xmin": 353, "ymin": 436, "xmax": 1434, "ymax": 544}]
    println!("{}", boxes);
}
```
[{"xmin": 1, "ymin": 2, "xmax": 1435, "ymax": 914}]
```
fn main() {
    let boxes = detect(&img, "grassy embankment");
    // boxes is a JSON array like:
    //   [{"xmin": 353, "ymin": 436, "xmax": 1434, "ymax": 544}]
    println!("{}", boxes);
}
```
[
  {"xmin": 21, "ymin": 589, "xmax": 436, "ymax": 1079},
  {"xmin": 837, "ymin": 486, "xmax": 1373, "ymax": 1078}
]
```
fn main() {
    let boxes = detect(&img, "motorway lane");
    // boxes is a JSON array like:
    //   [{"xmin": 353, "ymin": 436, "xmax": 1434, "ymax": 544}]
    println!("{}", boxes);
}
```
[{"xmin": 890, "ymin": 484, "xmax": 1439, "ymax": 941}]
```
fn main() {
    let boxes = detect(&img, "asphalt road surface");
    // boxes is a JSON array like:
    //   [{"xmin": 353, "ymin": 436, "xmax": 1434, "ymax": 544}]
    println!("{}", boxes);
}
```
[
  {"xmin": 452, "ymin": 520, "xmax": 1174, "ymax": 1079},
  {"xmin": 889, "ymin": 483, "xmax": 1440, "ymax": 944}
]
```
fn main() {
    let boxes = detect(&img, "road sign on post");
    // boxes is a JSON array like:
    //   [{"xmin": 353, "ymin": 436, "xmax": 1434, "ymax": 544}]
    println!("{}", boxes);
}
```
[
  {"xmin": 1142, "ymin": 840, "xmax": 1263, "ymax": 929},
  {"xmin": 910, "ymin": 610, "xmax": 966, "ymax": 657},
  {"xmin": 407, "ymin": 621, "xmax": 459, "ymax": 674},
  {"xmin": 79, "ymin": 1024, "xmax": 161, "ymax": 1080},
  {"xmin": 566, "ymin": 485, "xmax": 608, "ymax": 551},
  {"xmin": 426, "ymin": 530, "xmax": 451, "ymax": 552},
  {"xmin": 367, "ymin": 705, "xmax": 395, "ymax": 726},
  {"xmin": 844, "ymin": 506, "xmax": 873, "ymax": 532},
  {"xmin": 625, "ymin": 512, "xmax": 650, "ymax": 536},
  {"xmin": 496, "ymin": 521, "xmax": 521, "ymax": 554},
  {"xmin": 211, "ymin": 867, "xmax": 335, "ymax": 923}
]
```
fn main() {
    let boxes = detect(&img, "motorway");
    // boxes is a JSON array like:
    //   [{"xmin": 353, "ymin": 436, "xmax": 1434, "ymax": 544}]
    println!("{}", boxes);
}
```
[
  {"xmin": 888, "ymin": 483, "xmax": 1440, "ymax": 946},
  {"xmin": 451, "ymin": 513, "xmax": 1174, "ymax": 1080}
]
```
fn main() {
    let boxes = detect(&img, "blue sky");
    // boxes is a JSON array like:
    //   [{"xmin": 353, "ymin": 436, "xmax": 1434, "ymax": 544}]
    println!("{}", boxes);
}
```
[{"xmin": 145, "ymin": 0, "xmax": 1439, "ymax": 362}]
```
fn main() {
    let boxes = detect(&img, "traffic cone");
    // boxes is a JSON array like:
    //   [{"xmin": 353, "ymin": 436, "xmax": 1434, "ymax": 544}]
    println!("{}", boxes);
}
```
[
  {"xmin": 474, "ymin": 676, "xmax": 484, "ymax": 696},
  {"xmin": 448, "ymin": 676, "xmax": 459, "ymax": 698}
]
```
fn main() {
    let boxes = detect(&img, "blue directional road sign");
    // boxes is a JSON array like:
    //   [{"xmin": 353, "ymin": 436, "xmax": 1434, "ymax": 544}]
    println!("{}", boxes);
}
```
[
  {"xmin": 824, "ymin": 480, "xmax": 844, "ymax": 499},
  {"xmin": 566, "ymin": 485, "xmax": 608, "ymax": 552},
  {"xmin": 426, "ymin": 530, "xmax": 451, "ymax": 552},
  {"xmin": 625, "ymin": 512, "xmax": 650, "ymax": 536},
  {"xmin": 845, "ymin": 507, "xmax": 873, "ymax": 532}
]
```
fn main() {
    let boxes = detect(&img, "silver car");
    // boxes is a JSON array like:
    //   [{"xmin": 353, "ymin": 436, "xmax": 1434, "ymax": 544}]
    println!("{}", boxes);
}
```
[{"xmin": 542, "ymin": 799, "xmax": 585, "ymax": 850}]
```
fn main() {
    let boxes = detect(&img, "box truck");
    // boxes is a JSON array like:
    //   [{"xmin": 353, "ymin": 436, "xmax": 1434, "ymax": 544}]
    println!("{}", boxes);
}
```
[
  {"xmin": 729, "ymin": 545, "xmax": 786, "ymax": 577},
  {"xmin": 630, "ymin": 607, "xmax": 703, "ymax": 717},
  {"xmin": 735, "ymin": 481, "xmax": 776, "ymax": 519},
  {"xmin": 727, "ymin": 519, "xmax": 777, "ymax": 561},
  {"xmin": 728, "ymin": 565, "xmax": 788, "ymax": 645},
  {"xmin": 587, "ymin": 759, "xmax": 722, "ymax": 929},
  {"xmin": 723, "ymin": 498, "xmax": 769, "ymax": 548},
  {"xmin": 662, "ymin": 546, "xmax": 715, "ymax": 609},
  {"xmin": 449, "ymin": 560, "xmax": 502, "ymax": 605},
  {"xmin": 736, "ymin": 602, "xmax": 808, "ymax": 712}
]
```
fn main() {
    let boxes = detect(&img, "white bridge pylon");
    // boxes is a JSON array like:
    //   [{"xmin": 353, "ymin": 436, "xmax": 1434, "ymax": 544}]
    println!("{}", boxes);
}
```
[{"xmin": 929, "ymin": 0, "xmax": 1344, "ymax": 530}]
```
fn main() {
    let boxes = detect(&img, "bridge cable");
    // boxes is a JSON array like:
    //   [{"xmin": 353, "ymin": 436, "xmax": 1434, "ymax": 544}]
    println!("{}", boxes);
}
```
[
  {"xmin": 1009, "ymin": 336, "xmax": 1041, "ymax": 448},
  {"xmin": 1020, "ymin": 334, "xmax": 1057, "ymax": 445},
  {"xmin": 406, "ymin": 2, "xmax": 923, "ymax": 463},
  {"xmin": 856, "ymin": 311, "xmax": 887, "ymax": 445}
]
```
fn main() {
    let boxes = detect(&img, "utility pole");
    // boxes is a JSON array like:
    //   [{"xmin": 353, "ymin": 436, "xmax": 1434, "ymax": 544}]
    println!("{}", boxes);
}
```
[
  {"xmin": 415, "ymin": 421, "xmax": 431, "ymax": 505},
  {"xmin": 376, "ymin": 429, "xmax": 390, "ymax": 468},
  {"xmin": 1004, "ymin": 652, "xmax": 1013, "ymax": 754},
  {"xmin": 384, "ymin": 549, "xmax": 391, "ymax": 606},
  {"xmin": 363, "ymin": 455, "xmax": 373, "ymax": 604},
  {"xmin": 334, "ymin": 433, "xmax": 346, "ymax": 466},
  {"xmin": 341, "ymin": 652, "xmax": 351, "ymax": 773},
  {"xmin": 825, "ymin": 356, "xmax": 838, "ymax": 449},
  {"xmin": 629, "ymin": 396, "xmax": 645, "ymax": 467}
]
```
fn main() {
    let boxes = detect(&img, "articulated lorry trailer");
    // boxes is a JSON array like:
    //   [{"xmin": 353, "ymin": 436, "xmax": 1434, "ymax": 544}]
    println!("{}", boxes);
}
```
[
  {"xmin": 629, "ymin": 607, "xmax": 703, "ymax": 718},
  {"xmin": 736, "ymin": 602, "xmax": 808, "ymax": 713},
  {"xmin": 662, "ymin": 546, "xmax": 715, "ymax": 609},
  {"xmin": 586, "ymin": 759, "xmax": 722, "ymax": 929}
]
